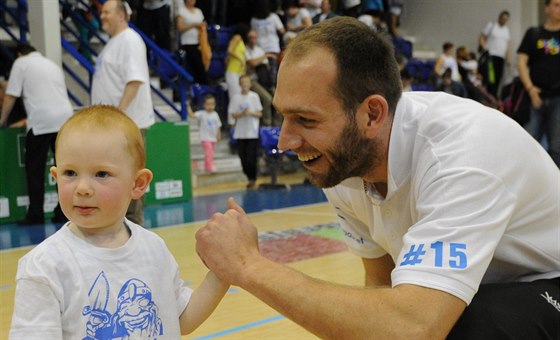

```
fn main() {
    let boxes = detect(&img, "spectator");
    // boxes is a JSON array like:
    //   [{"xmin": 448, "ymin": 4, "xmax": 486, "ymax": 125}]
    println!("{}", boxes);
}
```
[
  {"xmin": 91, "ymin": 0, "xmax": 154, "ymax": 225},
  {"xmin": 434, "ymin": 41, "xmax": 466, "ymax": 96},
  {"xmin": 437, "ymin": 68, "xmax": 467, "ymax": 98},
  {"xmin": 0, "ymin": 44, "xmax": 73, "ymax": 226},
  {"xmin": 388, "ymin": 0, "xmax": 404, "ymax": 36},
  {"xmin": 246, "ymin": 29, "xmax": 276, "ymax": 126},
  {"xmin": 312, "ymin": 0, "xmax": 338, "ymax": 24},
  {"xmin": 456, "ymin": 46, "xmax": 499, "ymax": 108},
  {"xmin": 434, "ymin": 42, "xmax": 461, "ymax": 82},
  {"xmin": 176, "ymin": 0, "xmax": 210, "ymax": 85},
  {"xmin": 250, "ymin": 1, "xmax": 285, "ymax": 90},
  {"xmin": 284, "ymin": 0, "xmax": 313, "ymax": 38},
  {"xmin": 0, "ymin": 78, "xmax": 26, "ymax": 127},
  {"xmin": 225, "ymin": 23, "xmax": 250, "ymax": 125},
  {"xmin": 479, "ymin": 10, "xmax": 511, "ymax": 97},
  {"xmin": 517, "ymin": 0, "xmax": 560, "ymax": 167},
  {"xmin": 188, "ymin": 95, "xmax": 222, "ymax": 173},
  {"xmin": 301, "ymin": 0, "xmax": 322, "ymax": 18},
  {"xmin": 228, "ymin": 75, "xmax": 263, "ymax": 189},
  {"xmin": 136, "ymin": 0, "xmax": 172, "ymax": 52},
  {"xmin": 62, "ymin": 0, "xmax": 101, "ymax": 63},
  {"xmin": 342, "ymin": 0, "xmax": 361, "ymax": 17}
]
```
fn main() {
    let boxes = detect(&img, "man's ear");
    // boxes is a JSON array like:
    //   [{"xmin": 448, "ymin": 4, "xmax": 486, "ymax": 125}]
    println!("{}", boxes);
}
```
[
  {"xmin": 358, "ymin": 94, "xmax": 389, "ymax": 138},
  {"xmin": 131, "ymin": 169, "xmax": 153, "ymax": 200}
]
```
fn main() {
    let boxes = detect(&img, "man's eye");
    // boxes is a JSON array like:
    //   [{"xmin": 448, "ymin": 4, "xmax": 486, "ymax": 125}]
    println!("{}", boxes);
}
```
[
  {"xmin": 96, "ymin": 171, "xmax": 110, "ymax": 178},
  {"xmin": 298, "ymin": 116, "xmax": 315, "ymax": 124}
]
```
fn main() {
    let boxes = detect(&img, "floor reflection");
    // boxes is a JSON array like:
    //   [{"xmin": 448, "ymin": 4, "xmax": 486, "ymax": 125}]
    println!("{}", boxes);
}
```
[{"xmin": 0, "ymin": 184, "xmax": 327, "ymax": 250}]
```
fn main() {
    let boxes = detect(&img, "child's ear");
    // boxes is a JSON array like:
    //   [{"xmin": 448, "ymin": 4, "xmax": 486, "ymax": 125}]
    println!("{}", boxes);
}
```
[
  {"xmin": 50, "ymin": 166, "xmax": 58, "ymax": 182},
  {"xmin": 131, "ymin": 169, "xmax": 153, "ymax": 199}
]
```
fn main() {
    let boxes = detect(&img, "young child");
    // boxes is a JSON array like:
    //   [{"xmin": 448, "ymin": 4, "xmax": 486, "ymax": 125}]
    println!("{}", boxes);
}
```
[
  {"xmin": 9, "ymin": 105, "xmax": 229, "ymax": 339},
  {"xmin": 228, "ymin": 74, "xmax": 263, "ymax": 189},
  {"xmin": 188, "ymin": 94, "xmax": 222, "ymax": 173}
]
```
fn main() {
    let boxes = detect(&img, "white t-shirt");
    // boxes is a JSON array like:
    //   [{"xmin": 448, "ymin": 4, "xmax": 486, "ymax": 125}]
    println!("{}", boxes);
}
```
[
  {"xmin": 287, "ymin": 8, "xmax": 311, "ymax": 31},
  {"xmin": 194, "ymin": 110, "xmax": 222, "ymax": 142},
  {"xmin": 246, "ymin": 44, "xmax": 268, "ymax": 80},
  {"xmin": 250, "ymin": 13, "xmax": 284, "ymax": 54},
  {"xmin": 177, "ymin": 6, "xmax": 204, "ymax": 45},
  {"xmin": 324, "ymin": 92, "xmax": 560, "ymax": 305},
  {"xmin": 91, "ymin": 28, "xmax": 154, "ymax": 129},
  {"xmin": 10, "ymin": 220, "xmax": 192, "ymax": 339},
  {"xmin": 483, "ymin": 22, "xmax": 510, "ymax": 59},
  {"xmin": 437, "ymin": 54, "xmax": 461, "ymax": 82},
  {"xmin": 228, "ymin": 91, "xmax": 262, "ymax": 138},
  {"xmin": 303, "ymin": 0, "xmax": 322, "ymax": 18},
  {"xmin": 6, "ymin": 52, "xmax": 73, "ymax": 135}
]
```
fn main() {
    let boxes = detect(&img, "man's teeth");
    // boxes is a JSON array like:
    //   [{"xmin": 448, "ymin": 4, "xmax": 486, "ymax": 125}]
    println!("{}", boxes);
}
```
[{"xmin": 298, "ymin": 153, "xmax": 321, "ymax": 162}]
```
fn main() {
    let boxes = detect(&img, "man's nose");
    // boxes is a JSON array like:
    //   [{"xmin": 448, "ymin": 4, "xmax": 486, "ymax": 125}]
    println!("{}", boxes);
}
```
[{"xmin": 278, "ymin": 120, "xmax": 302, "ymax": 152}]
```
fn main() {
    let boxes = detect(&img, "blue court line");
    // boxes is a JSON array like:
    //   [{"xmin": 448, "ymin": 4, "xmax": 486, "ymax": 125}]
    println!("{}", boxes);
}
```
[{"xmin": 193, "ymin": 314, "xmax": 285, "ymax": 339}]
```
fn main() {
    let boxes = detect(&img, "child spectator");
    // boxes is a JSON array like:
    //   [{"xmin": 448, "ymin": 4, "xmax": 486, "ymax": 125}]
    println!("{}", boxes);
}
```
[
  {"xmin": 228, "ymin": 75, "xmax": 263, "ymax": 189},
  {"xmin": 189, "ymin": 94, "xmax": 222, "ymax": 173},
  {"xmin": 10, "ymin": 105, "xmax": 229, "ymax": 339}
]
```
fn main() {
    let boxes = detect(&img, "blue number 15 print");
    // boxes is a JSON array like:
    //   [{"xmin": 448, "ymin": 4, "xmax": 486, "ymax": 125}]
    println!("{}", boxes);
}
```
[{"xmin": 400, "ymin": 242, "xmax": 467, "ymax": 269}]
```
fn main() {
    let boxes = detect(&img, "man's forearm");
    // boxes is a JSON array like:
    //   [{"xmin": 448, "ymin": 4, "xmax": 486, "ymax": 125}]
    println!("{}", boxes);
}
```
[
  {"xmin": 118, "ymin": 81, "xmax": 142, "ymax": 112},
  {"xmin": 238, "ymin": 255, "xmax": 464, "ymax": 339},
  {"xmin": 0, "ymin": 94, "xmax": 17, "ymax": 126}
]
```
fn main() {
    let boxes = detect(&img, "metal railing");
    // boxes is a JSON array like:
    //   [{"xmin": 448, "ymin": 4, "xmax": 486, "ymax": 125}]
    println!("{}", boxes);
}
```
[{"xmin": 2, "ymin": 0, "xmax": 193, "ymax": 121}]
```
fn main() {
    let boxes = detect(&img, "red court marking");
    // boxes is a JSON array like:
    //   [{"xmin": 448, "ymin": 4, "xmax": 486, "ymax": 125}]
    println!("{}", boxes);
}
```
[{"xmin": 260, "ymin": 233, "xmax": 347, "ymax": 263}]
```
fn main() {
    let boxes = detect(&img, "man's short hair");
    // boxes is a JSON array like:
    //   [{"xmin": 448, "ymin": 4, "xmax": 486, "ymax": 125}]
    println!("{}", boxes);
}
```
[
  {"xmin": 283, "ymin": 16, "xmax": 402, "ymax": 115},
  {"xmin": 15, "ymin": 44, "xmax": 36, "ymax": 56}
]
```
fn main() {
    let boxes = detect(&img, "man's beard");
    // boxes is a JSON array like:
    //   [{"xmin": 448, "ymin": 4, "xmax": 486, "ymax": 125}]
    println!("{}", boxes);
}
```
[{"xmin": 309, "ymin": 116, "xmax": 381, "ymax": 188}]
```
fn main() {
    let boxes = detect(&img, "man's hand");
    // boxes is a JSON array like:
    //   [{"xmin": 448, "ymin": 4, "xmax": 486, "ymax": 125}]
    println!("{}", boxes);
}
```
[{"xmin": 195, "ymin": 197, "xmax": 261, "ymax": 286}]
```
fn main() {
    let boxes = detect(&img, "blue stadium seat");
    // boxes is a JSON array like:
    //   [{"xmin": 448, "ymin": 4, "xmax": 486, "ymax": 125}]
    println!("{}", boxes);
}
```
[{"xmin": 258, "ymin": 127, "xmax": 294, "ymax": 189}]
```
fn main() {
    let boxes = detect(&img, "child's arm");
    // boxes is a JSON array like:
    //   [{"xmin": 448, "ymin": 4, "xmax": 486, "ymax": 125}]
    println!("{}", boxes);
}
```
[
  {"xmin": 187, "ymin": 101, "xmax": 195, "ymax": 119},
  {"xmin": 216, "ymin": 127, "xmax": 222, "ymax": 143},
  {"xmin": 179, "ymin": 271, "xmax": 229, "ymax": 334}
]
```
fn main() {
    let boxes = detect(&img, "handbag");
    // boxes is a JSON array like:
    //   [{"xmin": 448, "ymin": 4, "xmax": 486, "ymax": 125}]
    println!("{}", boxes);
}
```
[{"xmin": 501, "ymin": 77, "xmax": 531, "ymax": 126}]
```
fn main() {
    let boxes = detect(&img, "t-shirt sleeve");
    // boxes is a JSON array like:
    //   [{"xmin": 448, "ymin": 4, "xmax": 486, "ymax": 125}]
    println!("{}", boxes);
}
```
[
  {"xmin": 392, "ymin": 166, "xmax": 517, "ymax": 305},
  {"xmin": 6, "ymin": 60, "xmax": 24, "ymax": 97},
  {"xmin": 123, "ymin": 35, "xmax": 149, "ymax": 83},
  {"xmin": 9, "ymin": 256, "xmax": 63, "ymax": 339},
  {"xmin": 517, "ymin": 28, "xmax": 535, "ymax": 54}
]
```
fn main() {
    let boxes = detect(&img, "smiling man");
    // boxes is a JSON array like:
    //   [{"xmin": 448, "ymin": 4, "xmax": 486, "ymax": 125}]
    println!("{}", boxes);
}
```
[{"xmin": 196, "ymin": 16, "xmax": 560, "ymax": 339}]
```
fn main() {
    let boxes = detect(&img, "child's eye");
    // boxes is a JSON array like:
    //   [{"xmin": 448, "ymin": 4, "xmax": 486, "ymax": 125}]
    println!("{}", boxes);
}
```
[
  {"xmin": 63, "ymin": 170, "xmax": 76, "ymax": 177},
  {"xmin": 96, "ymin": 171, "xmax": 110, "ymax": 178}
]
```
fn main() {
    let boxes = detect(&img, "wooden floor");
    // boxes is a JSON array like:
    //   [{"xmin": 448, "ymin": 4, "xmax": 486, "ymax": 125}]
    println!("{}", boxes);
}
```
[{"xmin": 0, "ymin": 173, "xmax": 365, "ymax": 339}]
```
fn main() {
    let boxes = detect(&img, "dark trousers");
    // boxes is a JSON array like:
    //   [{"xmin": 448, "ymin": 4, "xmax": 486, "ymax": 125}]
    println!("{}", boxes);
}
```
[
  {"xmin": 24, "ymin": 130, "xmax": 63, "ymax": 220},
  {"xmin": 237, "ymin": 138, "xmax": 259, "ymax": 181},
  {"xmin": 448, "ymin": 277, "xmax": 560, "ymax": 339},
  {"xmin": 483, "ymin": 55, "xmax": 505, "ymax": 97},
  {"xmin": 180, "ymin": 44, "xmax": 209, "ymax": 85},
  {"xmin": 125, "ymin": 129, "xmax": 146, "ymax": 225},
  {"xmin": 137, "ymin": 4, "xmax": 171, "ymax": 51}
]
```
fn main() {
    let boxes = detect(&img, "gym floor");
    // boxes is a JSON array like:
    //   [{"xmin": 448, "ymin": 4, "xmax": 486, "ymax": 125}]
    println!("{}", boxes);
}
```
[{"xmin": 0, "ymin": 172, "xmax": 365, "ymax": 339}]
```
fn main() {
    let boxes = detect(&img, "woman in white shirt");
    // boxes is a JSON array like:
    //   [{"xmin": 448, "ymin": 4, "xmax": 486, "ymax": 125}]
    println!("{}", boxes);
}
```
[{"xmin": 176, "ymin": 0, "xmax": 209, "ymax": 84}]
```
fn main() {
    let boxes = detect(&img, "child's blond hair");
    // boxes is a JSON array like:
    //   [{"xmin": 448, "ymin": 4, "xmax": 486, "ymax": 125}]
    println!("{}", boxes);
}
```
[{"xmin": 55, "ymin": 105, "xmax": 146, "ymax": 170}]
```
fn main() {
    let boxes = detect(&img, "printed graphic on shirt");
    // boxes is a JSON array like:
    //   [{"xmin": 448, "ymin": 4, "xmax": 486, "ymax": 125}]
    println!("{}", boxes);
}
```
[
  {"xmin": 399, "ymin": 241, "xmax": 468, "ymax": 269},
  {"xmin": 537, "ymin": 37, "xmax": 559, "ymax": 55},
  {"xmin": 82, "ymin": 271, "xmax": 163, "ymax": 339}
]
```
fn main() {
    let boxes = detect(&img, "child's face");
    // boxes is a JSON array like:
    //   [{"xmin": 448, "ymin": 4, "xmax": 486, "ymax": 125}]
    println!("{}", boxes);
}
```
[
  {"xmin": 204, "ymin": 98, "xmax": 216, "ymax": 112},
  {"xmin": 240, "ymin": 77, "xmax": 252, "ymax": 93},
  {"xmin": 51, "ymin": 129, "xmax": 140, "ymax": 232}
]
